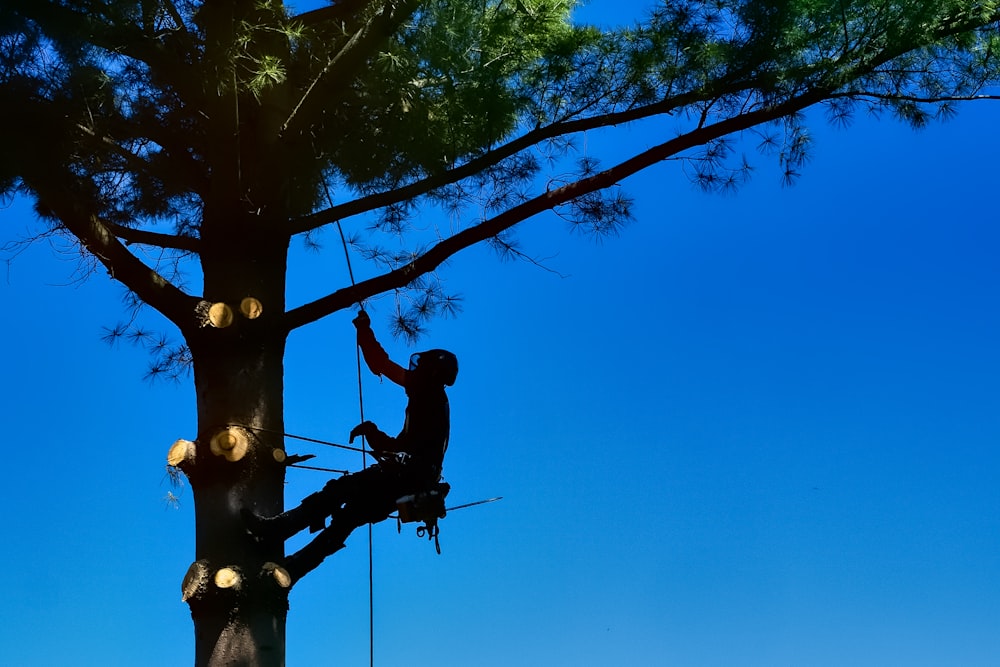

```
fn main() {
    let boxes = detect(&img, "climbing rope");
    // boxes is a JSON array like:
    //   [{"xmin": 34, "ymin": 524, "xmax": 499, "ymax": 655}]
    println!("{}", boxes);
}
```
[
  {"xmin": 325, "ymin": 182, "xmax": 375, "ymax": 667},
  {"xmin": 288, "ymin": 463, "xmax": 349, "ymax": 475},
  {"xmin": 234, "ymin": 424, "xmax": 371, "ymax": 454},
  {"xmin": 355, "ymin": 336, "xmax": 375, "ymax": 667}
]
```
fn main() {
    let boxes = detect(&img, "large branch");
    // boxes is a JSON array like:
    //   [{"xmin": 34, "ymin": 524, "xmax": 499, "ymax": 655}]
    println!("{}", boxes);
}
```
[
  {"xmin": 283, "ymin": 88, "xmax": 832, "ymax": 332},
  {"xmin": 285, "ymin": 87, "xmax": 729, "ymax": 238},
  {"xmin": 286, "ymin": 4, "xmax": 1000, "ymax": 239},
  {"xmin": 69, "ymin": 129, "xmax": 203, "ymax": 253},
  {"xmin": 28, "ymin": 178, "xmax": 199, "ymax": 329}
]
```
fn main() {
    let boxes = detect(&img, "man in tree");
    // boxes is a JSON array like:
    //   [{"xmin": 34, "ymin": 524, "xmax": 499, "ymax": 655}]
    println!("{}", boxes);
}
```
[
  {"xmin": 247, "ymin": 310, "xmax": 457, "ymax": 580},
  {"xmin": 5, "ymin": 1, "xmax": 1000, "ymax": 664}
]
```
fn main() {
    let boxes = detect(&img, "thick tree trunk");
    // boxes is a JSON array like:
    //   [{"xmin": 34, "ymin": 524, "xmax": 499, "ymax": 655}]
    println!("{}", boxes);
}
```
[
  {"xmin": 179, "ymin": 226, "xmax": 294, "ymax": 666},
  {"xmin": 181, "ymin": 326, "xmax": 291, "ymax": 667},
  {"xmin": 180, "ymin": 4, "xmax": 303, "ymax": 658}
]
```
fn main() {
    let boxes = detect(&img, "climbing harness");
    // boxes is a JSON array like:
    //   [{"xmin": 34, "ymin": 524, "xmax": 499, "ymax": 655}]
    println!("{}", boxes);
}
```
[
  {"xmin": 394, "ymin": 488, "xmax": 503, "ymax": 555},
  {"xmin": 395, "ymin": 481, "xmax": 451, "ymax": 554}
]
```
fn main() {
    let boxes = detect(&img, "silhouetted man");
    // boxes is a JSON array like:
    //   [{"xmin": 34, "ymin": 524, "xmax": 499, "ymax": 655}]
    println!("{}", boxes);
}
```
[{"xmin": 247, "ymin": 311, "xmax": 457, "ymax": 581}]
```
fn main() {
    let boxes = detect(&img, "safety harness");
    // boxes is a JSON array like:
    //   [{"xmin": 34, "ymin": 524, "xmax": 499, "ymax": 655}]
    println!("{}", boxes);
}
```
[{"xmin": 396, "ymin": 481, "xmax": 451, "ymax": 554}]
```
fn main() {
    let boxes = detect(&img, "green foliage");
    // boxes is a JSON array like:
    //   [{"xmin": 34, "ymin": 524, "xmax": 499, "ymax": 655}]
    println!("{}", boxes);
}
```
[
  {"xmin": 5, "ymin": 0, "xmax": 999, "ymax": 216},
  {"xmin": 304, "ymin": 0, "xmax": 578, "ymax": 186},
  {"xmin": 1, "ymin": 0, "xmax": 1000, "ymax": 336}
]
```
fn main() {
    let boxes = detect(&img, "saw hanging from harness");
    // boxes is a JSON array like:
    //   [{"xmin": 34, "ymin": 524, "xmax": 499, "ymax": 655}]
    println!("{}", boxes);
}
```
[{"xmin": 244, "ymin": 310, "xmax": 458, "ymax": 582}]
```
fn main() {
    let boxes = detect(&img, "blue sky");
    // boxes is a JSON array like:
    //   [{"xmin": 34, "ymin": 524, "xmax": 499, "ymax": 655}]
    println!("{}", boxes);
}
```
[{"xmin": 2, "ymin": 2, "xmax": 1000, "ymax": 666}]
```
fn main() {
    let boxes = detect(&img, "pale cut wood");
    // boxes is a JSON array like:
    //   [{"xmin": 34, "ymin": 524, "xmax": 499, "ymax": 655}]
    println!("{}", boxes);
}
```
[
  {"xmin": 209, "ymin": 427, "xmax": 249, "ymax": 462},
  {"xmin": 167, "ymin": 439, "xmax": 196, "ymax": 466},
  {"xmin": 208, "ymin": 302, "xmax": 234, "ymax": 328},
  {"xmin": 214, "ymin": 567, "xmax": 240, "ymax": 589},
  {"xmin": 181, "ymin": 560, "xmax": 209, "ymax": 602},
  {"xmin": 240, "ymin": 297, "xmax": 263, "ymax": 319},
  {"xmin": 264, "ymin": 562, "xmax": 291, "ymax": 588}
]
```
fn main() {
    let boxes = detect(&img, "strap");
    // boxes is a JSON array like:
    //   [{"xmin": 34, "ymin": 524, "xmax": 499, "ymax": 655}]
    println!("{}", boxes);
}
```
[{"xmin": 416, "ymin": 519, "xmax": 442, "ymax": 555}]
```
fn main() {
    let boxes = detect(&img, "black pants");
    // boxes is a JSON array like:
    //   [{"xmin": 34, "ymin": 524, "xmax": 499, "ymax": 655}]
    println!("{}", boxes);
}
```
[
  {"xmin": 311, "ymin": 462, "xmax": 438, "ymax": 526},
  {"xmin": 284, "ymin": 463, "xmax": 439, "ymax": 581}
]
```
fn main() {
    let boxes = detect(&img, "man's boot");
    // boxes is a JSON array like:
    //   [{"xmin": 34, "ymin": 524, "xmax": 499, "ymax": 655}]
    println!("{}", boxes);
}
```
[
  {"xmin": 243, "ymin": 490, "xmax": 330, "ymax": 541},
  {"xmin": 284, "ymin": 525, "xmax": 348, "ymax": 583}
]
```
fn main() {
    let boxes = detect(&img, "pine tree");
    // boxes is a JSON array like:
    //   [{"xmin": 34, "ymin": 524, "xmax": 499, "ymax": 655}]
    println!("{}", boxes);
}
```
[{"xmin": 2, "ymin": 1, "xmax": 999, "ymax": 665}]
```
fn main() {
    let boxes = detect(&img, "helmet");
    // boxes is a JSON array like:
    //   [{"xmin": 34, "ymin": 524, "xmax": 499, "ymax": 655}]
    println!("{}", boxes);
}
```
[{"xmin": 409, "ymin": 349, "xmax": 458, "ymax": 386}]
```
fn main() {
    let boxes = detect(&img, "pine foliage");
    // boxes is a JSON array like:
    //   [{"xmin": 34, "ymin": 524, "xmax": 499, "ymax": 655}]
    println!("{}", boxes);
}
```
[{"xmin": 2, "ymin": 0, "xmax": 1000, "ymax": 340}]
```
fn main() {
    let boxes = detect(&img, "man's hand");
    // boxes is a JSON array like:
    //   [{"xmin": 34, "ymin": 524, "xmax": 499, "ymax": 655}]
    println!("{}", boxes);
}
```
[
  {"xmin": 352, "ymin": 310, "xmax": 371, "ymax": 330},
  {"xmin": 349, "ymin": 420, "xmax": 379, "ymax": 445}
]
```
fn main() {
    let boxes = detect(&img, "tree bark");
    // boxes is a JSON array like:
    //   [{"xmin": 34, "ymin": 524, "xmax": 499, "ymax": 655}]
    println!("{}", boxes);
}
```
[
  {"xmin": 182, "ymin": 323, "xmax": 290, "ymax": 667},
  {"xmin": 180, "ymin": 221, "xmax": 294, "ymax": 666}
]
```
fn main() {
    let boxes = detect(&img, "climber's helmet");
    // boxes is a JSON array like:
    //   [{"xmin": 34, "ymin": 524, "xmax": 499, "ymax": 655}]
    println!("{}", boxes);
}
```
[{"xmin": 408, "ymin": 349, "xmax": 458, "ymax": 387}]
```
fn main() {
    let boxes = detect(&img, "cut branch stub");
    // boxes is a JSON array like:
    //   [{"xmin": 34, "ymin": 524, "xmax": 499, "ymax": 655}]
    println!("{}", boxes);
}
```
[
  {"xmin": 214, "ymin": 567, "xmax": 241, "ymax": 589},
  {"xmin": 181, "ymin": 560, "xmax": 210, "ymax": 602},
  {"xmin": 263, "ymin": 562, "xmax": 291, "ymax": 589},
  {"xmin": 208, "ymin": 302, "xmax": 234, "ymax": 328},
  {"xmin": 209, "ymin": 427, "xmax": 250, "ymax": 462},
  {"xmin": 272, "ymin": 448, "xmax": 286, "ymax": 463},
  {"xmin": 240, "ymin": 297, "xmax": 263, "ymax": 320},
  {"xmin": 167, "ymin": 439, "xmax": 196, "ymax": 467}
]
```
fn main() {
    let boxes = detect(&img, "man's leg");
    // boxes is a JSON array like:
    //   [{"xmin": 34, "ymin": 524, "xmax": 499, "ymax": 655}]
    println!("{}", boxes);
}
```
[
  {"xmin": 283, "ymin": 521, "xmax": 353, "ymax": 583},
  {"xmin": 242, "ymin": 490, "xmax": 327, "ymax": 540},
  {"xmin": 283, "ymin": 500, "xmax": 387, "ymax": 583},
  {"xmin": 244, "ymin": 467, "xmax": 383, "ymax": 540},
  {"xmin": 283, "ymin": 469, "xmax": 403, "ymax": 582}
]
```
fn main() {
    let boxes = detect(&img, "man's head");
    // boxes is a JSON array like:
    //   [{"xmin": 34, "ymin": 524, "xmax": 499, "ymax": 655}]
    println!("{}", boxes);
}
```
[{"xmin": 408, "ymin": 349, "xmax": 458, "ymax": 387}]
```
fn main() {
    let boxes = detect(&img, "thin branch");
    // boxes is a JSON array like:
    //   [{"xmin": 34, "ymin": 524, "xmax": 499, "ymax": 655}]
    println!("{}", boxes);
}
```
[
  {"xmin": 104, "ymin": 221, "xmax": 201, "ymax": 253},
  {"xmin": 162, "ymin": 0, "xmax": 189, "ymax": 33},
  {"xmin": 67, "ymin": 129, "xmax": 203, "ymax": 254},
  {"xmin": 293, "ymin": 0, "xmax": 376, "ymax": 27},
  {"xmin": 75, "ymin": 124, "xmax": 154, "ymax": 174},
  {"xmin": 834, "ymin": 92, "xmax": 1000, "ymax": 104},
  {"xmin": 281, "ymin": 13, "xmax": 372, "ymax": 133},
  {"xmin": 281, "ymin": 0, "xmax": 423, "ymax": 136},
  {"xmin": 11, "ymin": 0, "xmax": 198, "ymax": 98}
]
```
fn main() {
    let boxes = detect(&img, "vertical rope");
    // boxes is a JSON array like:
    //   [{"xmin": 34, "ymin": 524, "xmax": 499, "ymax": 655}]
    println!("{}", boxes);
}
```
[
  {"xmin": 326, "ymin": 184, "xmax": 375, "ymax": 667},
  {"xmin": 324, "ymin": 182, "xmax": 374, "ymax": 666},
  {"xmin": 350, "ymin": 339, "xmax": 374, "ymax": 667},
  {"xmin": 356, "ymin": 344, "xmax": 374, "ymax": 667}
]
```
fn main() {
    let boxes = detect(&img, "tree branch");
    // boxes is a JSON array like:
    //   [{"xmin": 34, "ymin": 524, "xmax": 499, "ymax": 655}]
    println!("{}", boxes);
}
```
[
  {"xmin": 286, "ymin": 87, "xmax": 727, "ymax": 238},
  {"xmin": 284, "ymin": 88, "xmax": 833, "ymax": 332},
  {"xmin": 69, "ymin": 128, "xmax": 203, "ymax": 253},
  {"xmin": 287, "ymin": 3, "xmax": 1000, "ymax": 239},
  {"xmin": 104, "ymin": 222, "xmax": 201, "ymax": 253},
  {"xmin": 835, "ymin": 92, "xmax": 1000, "ymax": 104},
  {"xmin": 27, "ymin": 177, "xmax": 199, "ymax": 329},
  {"xmin": 280, "ymin": 10, "xmax": 374, "ymax": 134},
  {"xmin": 161, "ymin": 0, "xmax": 189, "ymax": 33},
  {"xmin": 9, "ymin": 0, "xmax": 199, "ymax": 100},
  {"xmin": 293, "ymin": 0, "xmax": 376, "ymax": 27},
  {"xmin": 281, "ymin": 0, "xmax": 423, "ymax": 138}
]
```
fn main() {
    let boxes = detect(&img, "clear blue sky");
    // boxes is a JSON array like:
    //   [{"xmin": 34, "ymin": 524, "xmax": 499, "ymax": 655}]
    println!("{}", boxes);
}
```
[{"xmin": 2, "ymin": 2, "xmax": 999, "ymax": 666}]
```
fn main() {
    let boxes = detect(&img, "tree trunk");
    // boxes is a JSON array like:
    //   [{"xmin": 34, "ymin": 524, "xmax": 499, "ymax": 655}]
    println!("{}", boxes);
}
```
[
  {"xmin": 181, "ymin": 325, "xmax": 290, "ymax": 666},
  {"xmin": 179, "ymin": 229, "xmax": 294, "ymax": 666}
]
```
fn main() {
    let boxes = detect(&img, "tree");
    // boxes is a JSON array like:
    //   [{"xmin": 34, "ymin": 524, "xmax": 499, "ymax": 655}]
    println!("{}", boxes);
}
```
[{"xmin": 2, "ymin": 1, "xmax": 999, "ymax": 665}]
